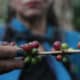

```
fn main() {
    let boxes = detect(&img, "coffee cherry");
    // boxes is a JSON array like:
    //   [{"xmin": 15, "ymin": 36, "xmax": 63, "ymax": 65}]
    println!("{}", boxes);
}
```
[
  {"xmin": 61, "ymin": 43, "xmax": 68, "ymax": 49},
  {"xmin": 32, "ymin": 48, "xmax": 38, "ymax": 54},
  {"xmin": 31, "ymin": 58, "xmax": 37, "ymax": 64},
  {"xmin": 28, "ymin": 42, "xmax": 33, "ymax": 47},
  {"xmin": 24, "ymin": 56, "xmax": 31, "ymax": 63},
  {"xmin": 62, "ymin": 56, "xmax": 68, "ymax": 63},
  {"xmin": 31, "ymin": 41, "xmax": 40, "ymax": 48},
  {"xmin": 56, "ymin": 55, "xmax": 62, "ymax": 61},
  {"xmin": 77, "ymin": 42, "xmax": 80, "ymax": 48},
  {"xmin": 36, "ymin": 56, "xmax": 42, "ymax": 62},
  {"xmin": 21, "ymin": 44, "xmax": 32, "ymax": 51},
  {"xmin": 53, "ymin": 41, "xmax": 61, "ymax": 50}
]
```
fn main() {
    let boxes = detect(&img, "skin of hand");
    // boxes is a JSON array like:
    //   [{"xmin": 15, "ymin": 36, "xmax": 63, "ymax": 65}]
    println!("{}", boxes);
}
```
[{"xmin": 0, "ymin": 42, "xmax": 24, "ymax": 74}]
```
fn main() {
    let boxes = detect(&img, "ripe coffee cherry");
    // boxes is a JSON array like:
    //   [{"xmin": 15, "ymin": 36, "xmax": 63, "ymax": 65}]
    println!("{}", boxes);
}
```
[
  {"xmin": 56, "ymin": 55, "xmax": 62, "ymax": 61},
  {"xmin": 61, "ymin": 43, "xmax": 68, "ymax": 49},
  {"xmin": 21, "ymin": 44, "xmax": 32, "ymax": 51},
  {"xmin": 31, "ymin": 41, "xmax": 40, "ymax": 48},
  {"xmin": 53, "ymin": 41, "xmax": 61, "ymax": 50},
  {"xmin": 77, "ymin": 42, "xmax": 80, "ymax": 48}
]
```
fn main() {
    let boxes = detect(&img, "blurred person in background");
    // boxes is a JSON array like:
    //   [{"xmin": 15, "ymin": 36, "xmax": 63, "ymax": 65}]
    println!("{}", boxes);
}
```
[{"xmin": 0, "ymin": 0, "xmax": 80, "ymax": 80}]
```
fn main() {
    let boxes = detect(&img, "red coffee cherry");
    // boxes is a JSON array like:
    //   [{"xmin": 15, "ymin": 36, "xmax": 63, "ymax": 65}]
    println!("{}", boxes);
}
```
[
  {"xmin": 31, "ymin": 41, "xmax": 40, "ymax": 48},
  {"xmin": 21, "ymin": 44, "xmax": 32, "ymax": 51},
  {"xmin": 56, "ymin": 55, "xmax": 62, "ymax": 61},
  {"xmin": 53, "ymin": 41, "xmax": 61, "ymax": 50}
]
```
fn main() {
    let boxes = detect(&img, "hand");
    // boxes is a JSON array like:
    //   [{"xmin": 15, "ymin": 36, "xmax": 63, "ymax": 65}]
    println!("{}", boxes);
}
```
[
  {"xmin": 0, "ymin": 42, "xmax": 24, "ymax": 74},
  {"xmin": 0, "ymin": 59, "xmax": 24, "ymax": 74}
]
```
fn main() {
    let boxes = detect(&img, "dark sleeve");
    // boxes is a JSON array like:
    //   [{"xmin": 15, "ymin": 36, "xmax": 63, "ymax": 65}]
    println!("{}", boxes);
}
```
[{"xmin": 19, "ymin": 57, "xmax": 56, "ymax": 80}]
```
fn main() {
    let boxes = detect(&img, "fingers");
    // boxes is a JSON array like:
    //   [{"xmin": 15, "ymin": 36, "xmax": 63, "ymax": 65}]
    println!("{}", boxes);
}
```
[
  {"xmin": 0, "ymin": 58, "xmax": 24, "ymax": 68},
  {"xmin": 1, "ymin": 41, "xmax": 9, "ymax": 46},
  {"xmin": 0, "ymin": 46, "xmax": 22, "ymax": 58},
  {"xmin": 0, "ymin": 58, "xmax": 24, "ymax": 74},
  {"xmin": 1, "ymin": 41, "xmax": 16, "ymax": 46},
  {"xmin": 9, "ymin": 42, "xmax": 16, "ymax": 46},
  {"xmin": 0, "ymin": 41, "xmax": 19, "ymax": 58}
]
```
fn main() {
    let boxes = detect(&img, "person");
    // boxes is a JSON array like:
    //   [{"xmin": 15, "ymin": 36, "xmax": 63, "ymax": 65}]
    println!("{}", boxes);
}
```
[{"xmin": 0, "ymin": 0, "xmax": 80, "ymax": 80}]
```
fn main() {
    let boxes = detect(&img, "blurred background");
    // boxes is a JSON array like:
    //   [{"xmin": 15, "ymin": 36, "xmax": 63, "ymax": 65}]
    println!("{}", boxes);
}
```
[
  {"xmin": 0, "ymin": 0, "xmax": 80, "ymax": 32},
  {"xmin": 0, "ymin": 0, "xmax": 80, "ymax": 80}
]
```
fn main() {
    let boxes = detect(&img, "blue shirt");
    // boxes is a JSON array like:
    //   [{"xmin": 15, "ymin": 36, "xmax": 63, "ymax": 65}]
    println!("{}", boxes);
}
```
[{"xmin": 0, "ymin": 18, "xmax": 80, "ymax": 80}]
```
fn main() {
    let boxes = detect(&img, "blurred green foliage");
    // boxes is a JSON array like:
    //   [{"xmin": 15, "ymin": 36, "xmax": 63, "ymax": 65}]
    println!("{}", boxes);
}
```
[
  {"xmin": 73, "ymin": 7, "xmax": 80, "ymax": 31},
  {"xmin": 72, "ymin": 0, "xmax": 80, "ymax": 31}
]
